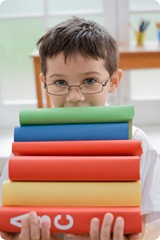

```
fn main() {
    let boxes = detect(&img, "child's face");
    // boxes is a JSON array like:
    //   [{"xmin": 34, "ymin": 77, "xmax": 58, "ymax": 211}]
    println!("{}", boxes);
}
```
[{"xmin": 40, "ymin": 53, "xmax": 121, "ymax": 108}]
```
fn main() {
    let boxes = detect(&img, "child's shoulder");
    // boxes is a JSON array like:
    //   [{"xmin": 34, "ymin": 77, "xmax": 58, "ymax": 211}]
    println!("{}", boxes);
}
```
[
  {"xmin": 132, "ymin": 126, "xmax": 158, "ymax": 156},
  {"xmin": 132, "ymin": 126, "xmax": 148, "ymax": 141}
]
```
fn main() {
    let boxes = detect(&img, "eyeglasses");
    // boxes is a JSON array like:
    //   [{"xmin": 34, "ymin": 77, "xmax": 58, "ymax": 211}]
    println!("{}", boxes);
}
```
[{"xmin": 44, "ymin": 75, "xmax": 112, "ymax": 96}]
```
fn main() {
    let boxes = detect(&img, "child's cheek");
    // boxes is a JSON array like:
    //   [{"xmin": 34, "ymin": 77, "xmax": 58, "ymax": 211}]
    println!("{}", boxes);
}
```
[{"xmin": 50, "ymin": 96, "xmax": 65, "ymax": 108}]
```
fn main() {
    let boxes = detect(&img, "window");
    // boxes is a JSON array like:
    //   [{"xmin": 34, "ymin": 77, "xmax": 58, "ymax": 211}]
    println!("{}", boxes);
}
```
[
  {"xmin": 0, "ymin": 0, "xmax": 160, "ymax": 128},
  {"xmin": 121, "ymin": 0, "xmax": 160, "ymax": 126}
]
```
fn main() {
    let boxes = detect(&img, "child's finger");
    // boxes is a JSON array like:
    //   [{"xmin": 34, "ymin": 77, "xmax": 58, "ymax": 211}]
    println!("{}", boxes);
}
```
[
  {"xmin": 112, "ymin": 217, "xmax": 124, "ymax": 240},
  {"xmin": 0, "ymin": 232, "xmax": 8, "ymax": 239},
  {"xmin": 19, "ymin": 215, "xmax": 30, "ymax": 240},
  {"xmin": 29, "ymin": 211, "xmax": 41, "ymax": 240},
  {"xmin": 100, "ymin": 213, "xmax": 114, "ymax": 240},
  {"xmin": 0, "ymin": 232, "xmax": 19, "ymax": 240},
  {"xmin": 90, "ymin": 217, "xmax": 100, "ymax": 240},
  {"xmin": 41, "ymin": 220, "xmax": 51, "ymax": 240}
]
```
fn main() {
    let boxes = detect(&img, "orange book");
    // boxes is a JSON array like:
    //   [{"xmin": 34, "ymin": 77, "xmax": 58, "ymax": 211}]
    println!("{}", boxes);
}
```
[
  {"xmin": 0, "ymin": 206, "xmax": 142, "ymax": 234},
  {"xmin": 12, "ymin": 140, "xmax": 142, "ymax": 156},
  {"xmin": 9, "ymin": 156, "xmax": 140, "ymax": 181}
]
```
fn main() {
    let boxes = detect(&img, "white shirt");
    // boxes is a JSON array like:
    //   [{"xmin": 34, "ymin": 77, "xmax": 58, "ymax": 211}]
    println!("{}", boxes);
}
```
[
  {"xmin": 0, "ymin": 126, "xmax": 160, "ymax": 223},
  {"xmin": 132, "ymin": 126, "xmax": 160, "ymax": 223}
]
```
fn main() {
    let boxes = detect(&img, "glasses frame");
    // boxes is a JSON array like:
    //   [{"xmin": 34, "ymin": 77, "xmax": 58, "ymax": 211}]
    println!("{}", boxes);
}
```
[{"xmin": 44, "ymin": 75, "xmax": 112, "ymax": 96}]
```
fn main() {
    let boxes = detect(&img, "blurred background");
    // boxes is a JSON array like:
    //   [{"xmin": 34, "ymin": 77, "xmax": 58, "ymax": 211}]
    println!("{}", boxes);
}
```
[{"xmin": 0, "ymin": 0, "xmax": 160, "ymax": 172}]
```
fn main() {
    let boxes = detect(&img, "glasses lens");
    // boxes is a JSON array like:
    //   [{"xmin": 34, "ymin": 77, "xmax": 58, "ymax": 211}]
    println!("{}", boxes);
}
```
[
  {"xmin": 47, "ymin": 84, "xmax": 69, "ymax": 95},
  {"xmin": 45, "ymin": 81, "xmax": 105, "ymax": 95},
  {"xmin": 80, "ymin": 82, "xmax": 103, "ymax": 94}
]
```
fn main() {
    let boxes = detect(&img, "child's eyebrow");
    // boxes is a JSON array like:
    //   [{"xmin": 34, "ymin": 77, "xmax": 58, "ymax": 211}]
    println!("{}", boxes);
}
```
[
  {"xmin": 80, "ymin": 71, "xmax": 102, "ymax": 76},
  {"xmin": 49, "ymin": 72, "xmax": 102, "ymax": 79},
  {"xmin": 49, "ymin": 74, "xmax": 66, "ymax": 79}
]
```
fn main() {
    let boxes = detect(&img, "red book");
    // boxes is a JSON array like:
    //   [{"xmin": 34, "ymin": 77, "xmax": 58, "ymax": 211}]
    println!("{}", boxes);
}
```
[
  {"xmin": 12, "ymin": 140, "xmax": 142, "ymax": 156},
  {"xmin": 9, "ymin": 156, "xmax": 140, "ymax": 181},
  {"xmin": 0, "ymin": 206, "xmax": 142, "ymax": 234}
]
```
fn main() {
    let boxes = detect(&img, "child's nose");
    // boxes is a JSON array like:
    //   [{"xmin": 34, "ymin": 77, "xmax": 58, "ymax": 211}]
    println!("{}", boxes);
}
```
[{"xmin": 66, "ymin": 86, "xmax": 85, "ymax": 102}]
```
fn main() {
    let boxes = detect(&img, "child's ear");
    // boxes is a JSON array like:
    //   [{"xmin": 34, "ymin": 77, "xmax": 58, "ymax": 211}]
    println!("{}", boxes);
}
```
[
  {"xmin": 109, "ymin": 69, "xmax": 123, "ymax": 93},
  {"xmin": 39, "ymin": 73, "xmax": 45, "ymax": 83}
]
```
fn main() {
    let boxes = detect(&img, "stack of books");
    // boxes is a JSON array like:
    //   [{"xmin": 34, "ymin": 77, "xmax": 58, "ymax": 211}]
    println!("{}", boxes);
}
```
[{"xmin": 0, "ymin": 105, "xmax": 143, "ymax": 234}]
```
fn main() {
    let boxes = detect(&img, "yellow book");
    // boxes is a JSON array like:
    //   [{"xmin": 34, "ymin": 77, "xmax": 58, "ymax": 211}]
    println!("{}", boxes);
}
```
[{"xmin": 2, "ymin": 180, "xmax": 141, "ymax": 207}]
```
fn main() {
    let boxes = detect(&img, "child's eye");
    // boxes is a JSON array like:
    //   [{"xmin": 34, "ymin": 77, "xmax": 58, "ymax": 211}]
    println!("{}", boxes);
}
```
[
  {"xmin": 83, "ymin": 78, "xmax": 97, "ymax": 85},
  {"xmin": 54, "ymin": 80, "xmax": 68, "ymax": 87}
]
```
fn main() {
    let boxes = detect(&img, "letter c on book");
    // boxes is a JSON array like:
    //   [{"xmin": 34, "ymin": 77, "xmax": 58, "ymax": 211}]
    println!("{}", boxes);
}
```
[{"xmin": 54, "ymin": 214, "xmax": 74, "ymax": 230}]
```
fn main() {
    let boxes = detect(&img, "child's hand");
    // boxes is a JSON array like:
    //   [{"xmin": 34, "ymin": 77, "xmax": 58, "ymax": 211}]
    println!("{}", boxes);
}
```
[
  {"xmin": 0, "ymin": 212, "xmax": 143, "ymax": 240},
  {"xmin": 66, "ymin": 213, "xmax": 142, "ymax": 240},
  {"xmin": 0, "ymin": 211, "xmax": 60, "ymax": 240}
]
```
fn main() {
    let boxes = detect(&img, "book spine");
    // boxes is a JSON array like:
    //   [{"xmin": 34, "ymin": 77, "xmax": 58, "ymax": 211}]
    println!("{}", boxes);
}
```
[
  {"xmin": 14, "ymin": 122, "xmax": 130, "ymax": 142},
  {"xmin": 0, "ymin": 206, "xmax": 142, "ymax": 234},
  {"xmin": 12, "ymin": 140, "xmax": 142, "ymax": 156},
  {"xmin": 2, "ymin": 180, "xmax": 141, "ymax": 207},
  {"xmin": 9, "ymin": 156, "xmax": 140, "ymax": 181},
  {"xmin": 19, "ymin": 105, "xmax": 134, "ymax": 125}
]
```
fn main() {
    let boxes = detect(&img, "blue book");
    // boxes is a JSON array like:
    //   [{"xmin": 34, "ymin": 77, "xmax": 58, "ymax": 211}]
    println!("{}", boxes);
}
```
[{"xmin": 14, "ymin": 122, "xmax": 131, "ymax": 142}]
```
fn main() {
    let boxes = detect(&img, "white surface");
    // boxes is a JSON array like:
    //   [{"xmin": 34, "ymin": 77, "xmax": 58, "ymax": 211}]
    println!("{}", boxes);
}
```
[{"xmin": 0, "ymin": 128, "xmax": 13, "ymax": 173}]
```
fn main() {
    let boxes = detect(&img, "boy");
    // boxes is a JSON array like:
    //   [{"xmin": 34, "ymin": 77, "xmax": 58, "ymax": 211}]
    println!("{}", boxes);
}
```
[{"xmin": 0, "ymin": 16, "xmax": 160, "ymax": 240}]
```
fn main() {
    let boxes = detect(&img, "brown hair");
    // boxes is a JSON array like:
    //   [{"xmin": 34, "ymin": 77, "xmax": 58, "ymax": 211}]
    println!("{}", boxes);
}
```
[{"xmin": 37, "ymin": 16, "xmax": 119, "ymax": 76}]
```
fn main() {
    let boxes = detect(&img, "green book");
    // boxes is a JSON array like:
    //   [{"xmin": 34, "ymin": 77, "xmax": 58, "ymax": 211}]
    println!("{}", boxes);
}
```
[{"xmin": 19, "ymin": 105, "xmax": 134, "ymax": 126}]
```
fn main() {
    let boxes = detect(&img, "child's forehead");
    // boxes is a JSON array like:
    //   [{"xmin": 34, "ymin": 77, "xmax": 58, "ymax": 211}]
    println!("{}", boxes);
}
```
[
  {"xmin": 46, "ymin": 53, "xmax": 108, "ymax": 78},
  {"xmin": 45, "ymin": 55, "xmax": 109, "ymax": 81},
  {"xmin": 47, "ymin": 52, "xmax": 105, "ymax": 66}
]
